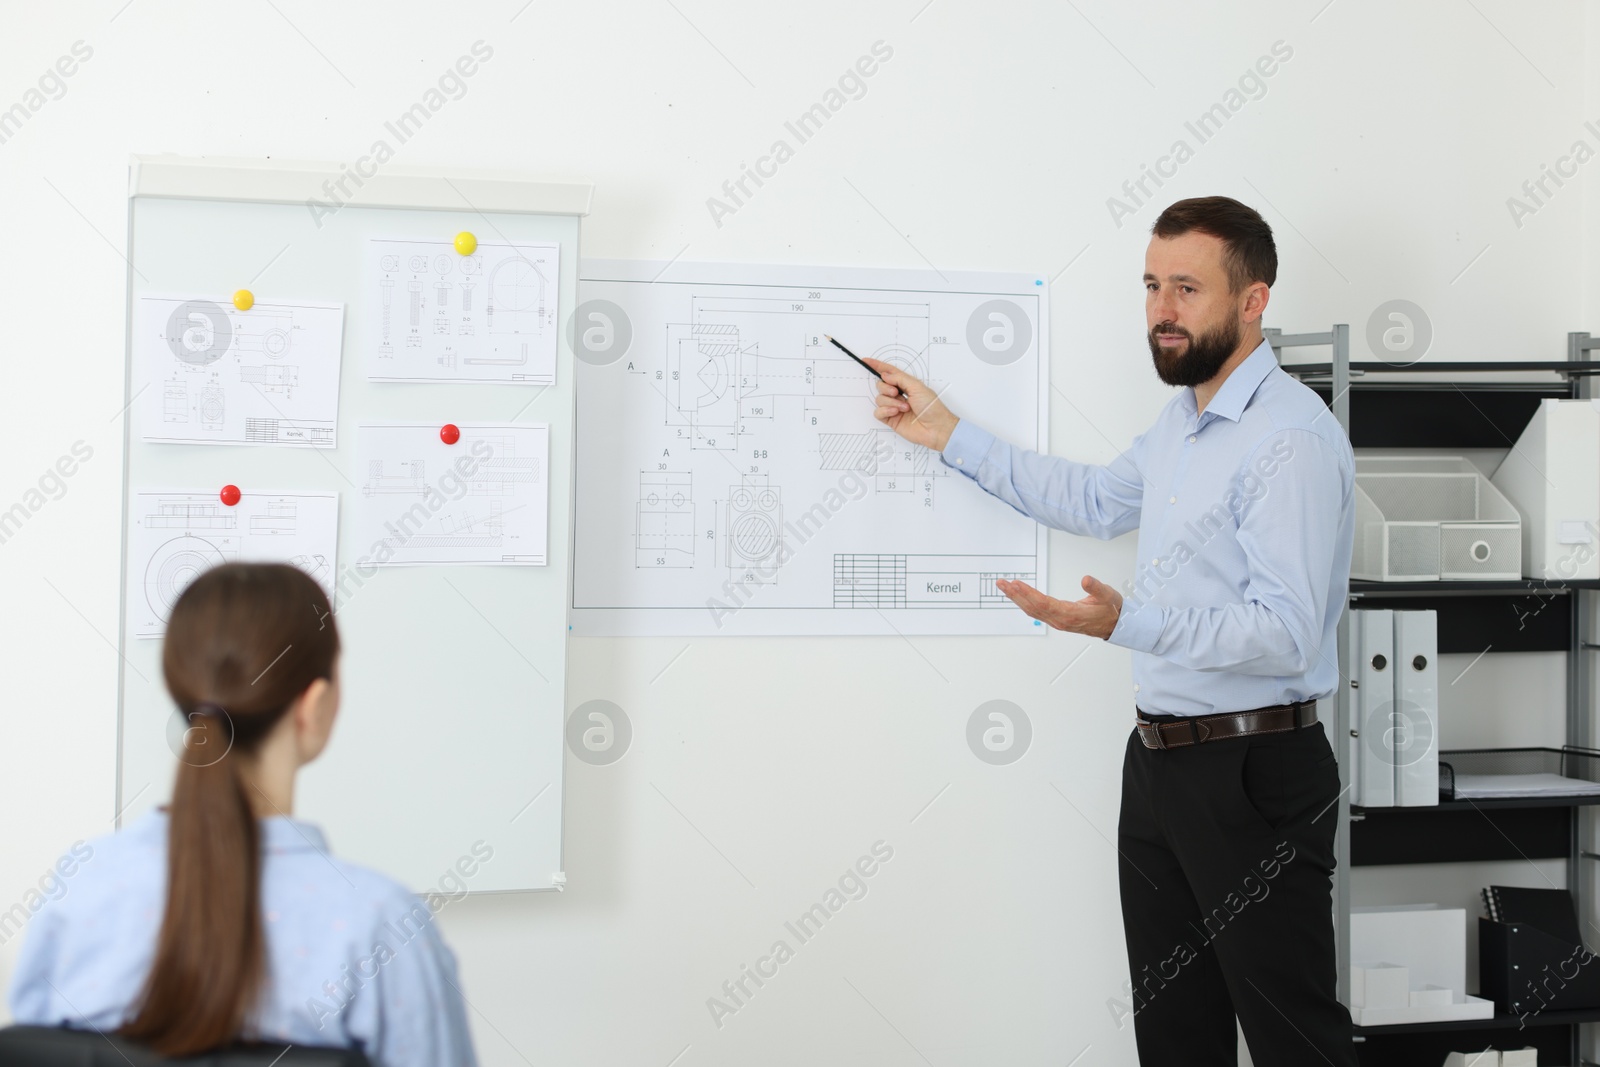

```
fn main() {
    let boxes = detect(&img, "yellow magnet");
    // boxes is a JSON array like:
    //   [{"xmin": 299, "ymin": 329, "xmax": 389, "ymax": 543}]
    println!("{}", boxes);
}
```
[
  {"xmin": 454, "ymin": 231, "xmax": 477, "ymax": 256},
  {"xmin": 232, "ymin": 289, "xmax": 254, "ymax": 311}
]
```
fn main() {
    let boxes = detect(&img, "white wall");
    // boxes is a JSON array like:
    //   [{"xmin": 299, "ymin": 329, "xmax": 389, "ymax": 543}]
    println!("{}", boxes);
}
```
[{"xmin": 1, "ymin": 1, "xmax": 1596, "ymax": 1064}]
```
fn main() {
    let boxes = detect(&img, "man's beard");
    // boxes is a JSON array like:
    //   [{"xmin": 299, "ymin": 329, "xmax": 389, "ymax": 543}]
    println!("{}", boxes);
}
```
[{"xmin": 1147, "ymin": 318, "xmax": 1240, "ymax": 387}]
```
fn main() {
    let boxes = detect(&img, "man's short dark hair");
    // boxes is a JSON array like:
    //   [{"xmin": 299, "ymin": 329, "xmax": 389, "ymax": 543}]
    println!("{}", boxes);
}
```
[{"xmin": 1151, "ymin": 196, "xmax": 1277, "ymax": 294}]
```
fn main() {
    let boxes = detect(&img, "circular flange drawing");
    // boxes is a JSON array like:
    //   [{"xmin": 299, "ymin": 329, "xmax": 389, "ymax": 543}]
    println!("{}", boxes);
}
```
[
  {"xmin": 730, "ymin": 511, "xmax": 779, "ymax": 562},
  {"xmin": 200, "ymin": 391, "xmax": 224, "ymax": 425},
  {"xmin": 866, "ymin": 344, "xmax": 926, "ymax": 399},
  {"xmin": 145, "ymin": 535, "xmax": 227, "ymax": 622}
]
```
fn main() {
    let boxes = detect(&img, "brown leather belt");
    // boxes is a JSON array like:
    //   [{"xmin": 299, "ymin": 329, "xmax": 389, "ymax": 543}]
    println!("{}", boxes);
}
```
[{"xmin": 1135, "ymin": 699, "xmax": 1318, "ymax": 750}]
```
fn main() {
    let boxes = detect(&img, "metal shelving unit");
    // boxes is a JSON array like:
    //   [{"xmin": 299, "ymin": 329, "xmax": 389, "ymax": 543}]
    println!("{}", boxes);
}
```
[{"xmin": 1268, "ymin": 327, "xmax": 1600, "ymax": 1067}]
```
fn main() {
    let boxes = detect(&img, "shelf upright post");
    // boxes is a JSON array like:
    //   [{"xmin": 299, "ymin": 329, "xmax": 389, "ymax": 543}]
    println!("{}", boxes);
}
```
[
  {"xmin": 1569, "ymin": 333, "xmax": 1594, "ymax": 755},
  {"xmin": 1571, "ymin": 331, "xmax": 1599, "ymax": 1067},
  {"xmin": 1330, "ymin": 323, "xmax": 1353, "ymax": 1010},
  {"xmin": 1266, "ymin": 324, "xmax": 1355, "ymax": 1007}
]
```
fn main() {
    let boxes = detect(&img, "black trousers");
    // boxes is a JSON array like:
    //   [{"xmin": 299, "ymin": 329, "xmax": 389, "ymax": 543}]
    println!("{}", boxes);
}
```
[{"xmin": 1117, "ymin": 716, "xmax": 1358, "ymax": 1066}]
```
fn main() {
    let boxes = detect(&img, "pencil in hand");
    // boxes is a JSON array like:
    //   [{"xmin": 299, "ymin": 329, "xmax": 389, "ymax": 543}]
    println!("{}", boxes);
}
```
[{"xmin": 826, "ymin": 334, "xmax": 909, "ymax": 399}]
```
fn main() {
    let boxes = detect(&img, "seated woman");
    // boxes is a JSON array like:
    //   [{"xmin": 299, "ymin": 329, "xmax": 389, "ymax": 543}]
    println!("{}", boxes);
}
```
[{"xmin": 8, "ymin": 562, "xmax": 477, "ymax": 1066}]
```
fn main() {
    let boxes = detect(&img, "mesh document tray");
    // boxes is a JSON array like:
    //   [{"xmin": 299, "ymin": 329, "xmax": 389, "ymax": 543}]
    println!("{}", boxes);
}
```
[
  {"xmin": 1353, "ymin": 455, "xmax": 1522, "ymax": 581},
  {"xmin": 1438, "ymin": 747, "xmax": 1600, "ymax": 800}
]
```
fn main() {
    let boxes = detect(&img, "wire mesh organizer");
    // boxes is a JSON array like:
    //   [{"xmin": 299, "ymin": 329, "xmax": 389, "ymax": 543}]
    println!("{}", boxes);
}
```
[
  {"xmin": 1437, "ymin": 746, "xmax": 1600, "ymax": 800},
  {"xmin": 1353, "ymin": 456, "xmax": 1522, "ymax": 581}
]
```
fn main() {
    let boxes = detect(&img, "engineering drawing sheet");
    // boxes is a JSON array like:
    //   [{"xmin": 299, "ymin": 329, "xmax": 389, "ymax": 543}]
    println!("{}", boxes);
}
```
[
  {"xmin": 136, "ymin": 296, "xmax": 344, "ymax": 447},
  {"xmin": 127, "ymin": 490, "xmax": 339, "ymax": 638},
  {"xmin": 352, "ymin": 424, "xmax": 550, "ymax": 566},
  {"xmin": 364, "ymin": 238, "xmax": 559, "ymax": 385},
  {"xmin": 572, "ymin": 261, "xmax": 1048, "ymax": 636}
]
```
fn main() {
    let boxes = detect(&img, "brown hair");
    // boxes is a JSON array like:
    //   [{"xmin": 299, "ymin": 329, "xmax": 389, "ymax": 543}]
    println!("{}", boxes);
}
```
[
  {"xmin": 121, "ymin": 562, "xmax": 339, "ymax": 1055},
  {"xmin": 1151, "ymin": 196, "xmax": 1277, "ymax": 294}
]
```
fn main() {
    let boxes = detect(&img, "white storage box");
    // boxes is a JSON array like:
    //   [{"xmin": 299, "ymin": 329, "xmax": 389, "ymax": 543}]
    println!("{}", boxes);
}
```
[
  {"xmin": 1350, "ymin": 903, "xmax": 1495, "ymax": 1024},
  {"xmin": 1352, "ymin": 903, "xmax": 1467, "ymax": 991},
  {"xmin": 1490, "ymin": 397, "xmax": 1600, "ymax": 581},
  {"xmin": 1353, "ymin": 455, "xmax": 1522, "ymax": 581}
]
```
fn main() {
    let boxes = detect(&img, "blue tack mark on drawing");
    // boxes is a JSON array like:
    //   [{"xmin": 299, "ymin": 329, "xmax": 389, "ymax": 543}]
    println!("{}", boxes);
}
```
[
  {"xmin": 1035, "ymin": 279, "xmax": 1043, "ymax": 285},
  {"xmin": 1034, "ymin": 619, "xmax": 1042, "ymax": 625}
]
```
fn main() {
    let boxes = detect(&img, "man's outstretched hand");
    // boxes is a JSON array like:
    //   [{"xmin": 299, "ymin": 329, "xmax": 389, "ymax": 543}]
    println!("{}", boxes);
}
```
[
  {"xmin": 869, "ymin": 358, "xmax": 1120, "ymax": 637},
  {"xmin": 867, "ymin": 357, "xmax": 959, "ymax": 452},
  {"xmin": 996, "ymin": 575, "xmax": 1124, "ymax": 640}
]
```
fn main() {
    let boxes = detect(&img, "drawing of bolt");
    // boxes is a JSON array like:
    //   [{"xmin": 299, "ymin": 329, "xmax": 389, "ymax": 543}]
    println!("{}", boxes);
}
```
[
  {"xmin": 380, "ymin": 278, "xmax": 394, "ymax": 341},
  {"xmin": 408, "ymin": 280, "xmax": 423, "ymax": 327},
  {"xmin": 460, "ymin": 279, "xmax": 476, "ymax": 313},
  {"xmin": 435, "ymin": 280, "xmax": 452, "ymax": 310}
]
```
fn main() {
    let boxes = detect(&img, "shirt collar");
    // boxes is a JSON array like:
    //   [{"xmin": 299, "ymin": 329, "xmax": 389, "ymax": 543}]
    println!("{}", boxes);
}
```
[
  {"xmin": 1184, "ymin": 338, "xmax": 1279, "ymax": 425},
  {"xmin": 148, "ymin": 808, "xmax": 330, "ymax": 854},
  {"xmin": 260, "ymin": 815, "xmax": 330, "ymax": 855}
]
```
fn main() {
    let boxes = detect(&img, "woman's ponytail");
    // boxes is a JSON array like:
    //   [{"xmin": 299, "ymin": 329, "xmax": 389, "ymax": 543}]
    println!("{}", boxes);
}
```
[{"xmin": 121, "ymin": 564, "xmax": 338, "ymax": 1055}]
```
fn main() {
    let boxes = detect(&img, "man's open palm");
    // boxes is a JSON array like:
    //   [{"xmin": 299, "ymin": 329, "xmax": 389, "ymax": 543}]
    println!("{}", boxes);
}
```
[{"xmin": 996, "ymin": 575, "xmax": 1123, "ymax": 640}]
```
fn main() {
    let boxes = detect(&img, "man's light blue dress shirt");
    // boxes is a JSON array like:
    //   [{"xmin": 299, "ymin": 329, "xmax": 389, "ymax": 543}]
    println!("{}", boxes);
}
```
[
  {"xmin": 940, "ymin": 339, "xmax": 1354, "ymax": 716},
  {"xmin": 8, "ymin": 811, "xmax": 478, "ymax": 1067}
]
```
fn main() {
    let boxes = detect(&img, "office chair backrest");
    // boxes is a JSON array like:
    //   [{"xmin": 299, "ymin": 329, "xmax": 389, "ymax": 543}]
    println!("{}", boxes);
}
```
[{"xmin": 0, "ymin": 1025, "xmax": 373, "ymax": 1066}]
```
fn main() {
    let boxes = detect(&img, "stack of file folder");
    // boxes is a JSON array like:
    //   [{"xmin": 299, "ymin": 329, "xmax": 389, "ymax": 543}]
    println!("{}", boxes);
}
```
[{"xmin": 1349, "ymin": 608, "xmax": 1439, "ymax": 807}]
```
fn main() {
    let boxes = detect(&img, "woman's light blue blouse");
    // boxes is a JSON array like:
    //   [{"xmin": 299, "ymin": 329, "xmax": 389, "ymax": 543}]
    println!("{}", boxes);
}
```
[{"xmin": 7, "ymin": 811, "xmax": 478, "ymax": 1067}]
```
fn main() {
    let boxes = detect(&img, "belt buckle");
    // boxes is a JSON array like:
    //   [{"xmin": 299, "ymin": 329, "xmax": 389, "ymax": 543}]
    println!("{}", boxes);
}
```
[
  {"xmin": 1141, "ymin": 717, "xmax": 1202, "ymax": 749},
  {"xmin": 1136, "ymin": 715, "xmax": 1164, "ymax": 750},
  {"xmin": 1147, "ymin": 720, "xmax": 1167, "ymax": 750}
]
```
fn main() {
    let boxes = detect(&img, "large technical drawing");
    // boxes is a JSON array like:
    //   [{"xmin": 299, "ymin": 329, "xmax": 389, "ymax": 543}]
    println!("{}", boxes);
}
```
[
  {"xmin": 137, "ymin": 296, "xmax": 343, "ymax": 447},
  {"xmin": 364, "ymin": 238, "xmax": 559, "ymax": 385},
  {"xmin": 127, "ymin": 490, "xmax": 339, "ymax": 638},
  {"xmin": 573, "ymin": 261, "xmax": 1048, "ymax": 636},
  {"xmin": 352, "ymin": 424, "xmax": 550, "ymax": 566}
]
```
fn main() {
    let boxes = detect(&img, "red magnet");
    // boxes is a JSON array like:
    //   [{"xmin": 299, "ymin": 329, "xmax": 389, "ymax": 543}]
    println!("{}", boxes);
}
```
[
  {"xmin": 440, "ymin": 423, "xmax": 461, "ymax": 445},
  {"xmin": 220, "ymin": 484, "xmax": 241, "ymax": 506}
]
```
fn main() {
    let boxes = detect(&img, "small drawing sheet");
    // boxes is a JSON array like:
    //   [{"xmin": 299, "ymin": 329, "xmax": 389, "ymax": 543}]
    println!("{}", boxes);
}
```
[
  {"xmin": 364, "ymin": 238, "xmax": 559, "ymax": 385},
  {"xmin": 135, "ymin": 295, "xmax": 344, "ymax": 447},
  {"xmin": 128, "ymin": 490, "xmax": 339, "ymax": 638},
  {"xmin": 351, "ymin": 424, "xmax": 549, "ymax": 566}
]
